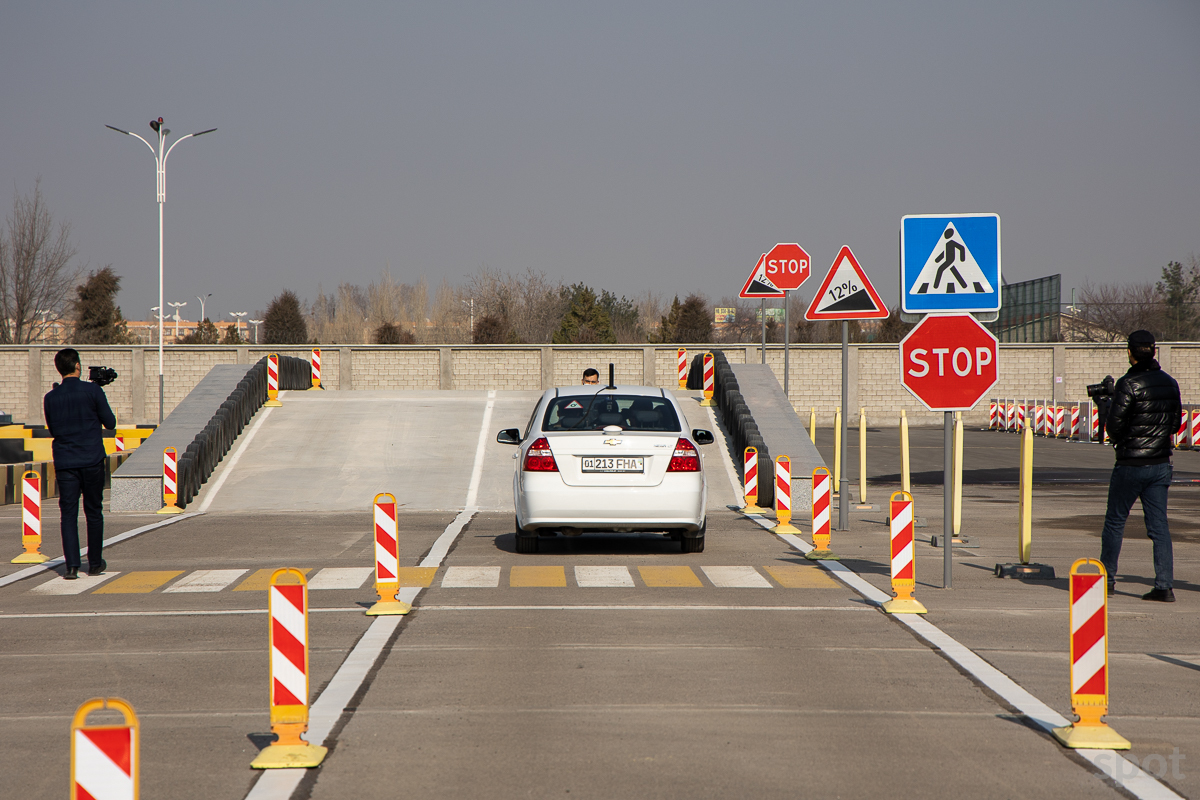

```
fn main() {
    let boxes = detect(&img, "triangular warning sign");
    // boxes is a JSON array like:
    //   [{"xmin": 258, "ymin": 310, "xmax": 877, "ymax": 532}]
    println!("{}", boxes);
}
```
[
  {"xmin": 911, "ymin": 223, "xmax": 994, "ymax": 295},
  {"xmin": 739, "ymin": 254, "xmax": 786, "ymax": 298},
  {"xmin": 805, "ymin": 246, "xmax": 889, "ymax": 320}
]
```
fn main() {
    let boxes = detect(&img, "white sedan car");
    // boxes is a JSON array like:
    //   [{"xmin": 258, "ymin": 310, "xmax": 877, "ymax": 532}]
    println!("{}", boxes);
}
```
[{"xmin": 497, "ymin": 385, "xmax": 714, "ymax": 554}]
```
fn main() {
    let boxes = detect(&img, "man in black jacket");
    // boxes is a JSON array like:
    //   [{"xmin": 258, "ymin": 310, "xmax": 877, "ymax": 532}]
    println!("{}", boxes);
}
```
[
  {"xmin": 43, "ymin": 349, "xmax": 117, "ymax": 580},
  {"xmin": 1100, "ymin": 330, "xmax": 1182, "ymax": 602}
]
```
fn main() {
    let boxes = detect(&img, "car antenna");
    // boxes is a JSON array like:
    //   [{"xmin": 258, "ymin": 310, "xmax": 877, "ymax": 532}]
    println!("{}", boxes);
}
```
[{"xmin": 606, "ymin": 363, "xmax": 616, "ymax": 390}]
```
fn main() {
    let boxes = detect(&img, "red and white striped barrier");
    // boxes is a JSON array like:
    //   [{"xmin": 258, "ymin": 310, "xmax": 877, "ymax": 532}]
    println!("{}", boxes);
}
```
[
  {"xmin": 1191, "ymin": 410, "xmax": 1200, "ymax": 449},
  {"xmin": 1091, "ymin": 407, "xmax": 1100, "ymax": 443},
  {"xmin": 114, "ymin": 436, "xmax": 125, "ymax": 452},
  {"xmin": 11, "ymin": 470, "xmax": 47, "ymax": 564},
  {"xmin": 265, "ymin": 353, "xmax": 283, "ymax": 407},
  {"xmin": 882, "ymin": 491, "xmax": 926, "ymax": 614},
  {"xmin": 1174, "ymin": 409, "xmax": 1188, "ymax": 449},
  {"xmin": 310, "ymin": 348, "xmax": 322, "ymax": 390},
  {"xmin": 367, "ymin": 493, "xmax": 410, "ymax": 616},
  {"xmin": 1055, "ymin": 406, "xmax": 1065, "ymax": 438},
  {"xmin": 1051, "ymin": 558, "xmax": 1130, "ymax": 750},
  {"xmin": 742, "ymin": 446, "xmax": 763, "ymax": 512},
  {"xmin": 677, "ymin": 348, "xmax": 688, "ymax": 389},
  {"xmin": 157, "ymin": 448, "xmax": 182, "ymax": 515},
  {"xmin": 1070, "ymin": 406, "xmax": 1080, "ymax": 440},
  {"xmin": 251, "ymin": 569, "xmax": 328, "ymax": 769},
  {"xmin": 1016, "ymin": 402, "xmax": 1026, "ymax": 431},
  {"xmin": 806, "ymin": 467, "xmax": 837, "ymax": 560},
  {"xmin": 72, "ymin": 697, "xmax": 138, "ymax": 800},
  {"xmin": 772, "ymin": 455, "xmax": 799, "ymax": 533},
  {"xmin": 1033, "ymin": 404, "xmax": 1045, "ymax": 436},
  {"xmin": 700, "ymin": 352, "xmax": 716, "ymax": 407},
  {"xmin": 1006, "ymin": 401, "xmax": 1015, "ymax": 431},
  {"xmin": 988, "ymin": 401, "xmax": 998, "ymax": 430}
]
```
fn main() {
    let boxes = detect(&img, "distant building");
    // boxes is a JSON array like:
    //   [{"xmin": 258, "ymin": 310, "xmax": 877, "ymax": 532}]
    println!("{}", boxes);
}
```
[{"xmin": 987, "ymin": 274, "xmax": 1061, "ymax": 342}]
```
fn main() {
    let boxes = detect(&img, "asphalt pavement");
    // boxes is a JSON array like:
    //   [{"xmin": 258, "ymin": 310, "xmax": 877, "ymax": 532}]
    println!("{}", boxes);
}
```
[{"xmin": 2, "ymin": 389, "xmax": 1196, "ymax": 799}]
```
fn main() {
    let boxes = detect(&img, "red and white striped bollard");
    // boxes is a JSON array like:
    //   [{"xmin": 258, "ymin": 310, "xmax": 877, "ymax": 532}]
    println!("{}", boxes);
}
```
[
  {"xmin": 988, "ymin": 401, "xmax": 997, "ymax": 430},
  {"xmin": 1034, "ymin": 404, "xmax": 1044, "ymax": 436},
  {"xmin": 771, "ymin": 455, "xmax": 799, "ymax": 533},
  {"xmin": 309, "ymin": 348, "xmax": 323, "ymax": 390},
  {"xmin": 1191, "ymin": 409, "xmax": 1200, "ymax": 450},
  {"xmin": 1051, "ymin": 558, "xmax": 1130, "ymax": 750},
  {"xmin": 741, "ymin": 446, "xmax": 763, "ymax": 512},
  {"xmin": 700, "ymin": 352, "xmax": 716, "ymax": 407},
  {"xmin": 366, "ymin": 493, "xmax": 410, "ymax": 616},
  {"xmin": 157, "ymin": 447, "xmax": 182, "ymax": 514},
  {"xmin": 71, "ymin": 697, "xmax": 138, "ymax": 800},
  {"xmin": 882, "ymin": 491, "xmax": 926, "ymax": 614},
  {"xmin": 11, "ymin": 470, "xmax": 47, "ymax": 563},
  {"xmin": 1055, "ymin": 406, "xmax": 1065, "ymax": 438},
  {"xmin": 265, "ymin": 353, "xmax": 283, "ymax": 407},
  {"xmin": 677, "ymin": 348, "xmax": 687, "ymax": 389},
  {"xmin": 1070, "ymin": 406, "xmax": 1080, "ymax": 440},
  {"xmin": 251, "ymin": 568, "xmax": 328, "ymax": 768},
  {"xmin": 806, "ymin": 467, "xmax": 837, "ymax": 560},
  {"xmin": 1016, "ymin": 402, "xmax": 1026, "ymax": 431}
]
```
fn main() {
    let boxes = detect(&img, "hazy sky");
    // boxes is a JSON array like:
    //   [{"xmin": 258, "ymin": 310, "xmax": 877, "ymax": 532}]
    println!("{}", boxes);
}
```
[{"xmin": 3, "ymin": 1, "xmax": 1198, "ymax": 323}]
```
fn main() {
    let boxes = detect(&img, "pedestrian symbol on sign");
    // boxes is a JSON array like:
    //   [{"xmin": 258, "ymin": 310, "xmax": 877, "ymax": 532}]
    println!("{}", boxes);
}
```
[{"xmin": 912, "ymin": 224, "xmax": 994, "ymax": 296}]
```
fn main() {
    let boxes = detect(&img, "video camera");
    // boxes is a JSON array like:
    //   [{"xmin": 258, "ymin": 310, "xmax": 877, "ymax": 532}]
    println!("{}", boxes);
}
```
[
  {"xmin": 88, "ymin": 366, "xmax": 119, "ymax": 387},
  {"xmin": 1086, "ymin": 375, "xmax": 1116, "ymax": 441}
]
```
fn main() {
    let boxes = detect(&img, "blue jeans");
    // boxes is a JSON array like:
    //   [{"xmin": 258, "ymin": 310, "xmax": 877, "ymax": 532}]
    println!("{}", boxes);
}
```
[
  {"xmin": 57, "ymin": 459, "xmax": 106, "ymax": 570},
  {"xmin": 1100, "ymin": 462, "xmax": 1173, "ymax": 590}
]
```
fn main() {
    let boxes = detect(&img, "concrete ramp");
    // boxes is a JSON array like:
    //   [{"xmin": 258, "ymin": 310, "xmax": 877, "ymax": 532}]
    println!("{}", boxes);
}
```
[{"xmin": 730, "ymin": 364, "xmax": 825, "ymax": 513}]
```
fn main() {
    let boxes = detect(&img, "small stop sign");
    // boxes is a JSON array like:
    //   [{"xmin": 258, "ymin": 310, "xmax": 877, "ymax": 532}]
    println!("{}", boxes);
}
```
[
  {"xmin": 763, "ymin": 243, "xmax": 811, "ymax": 291},
  {"xmin": 900, "ymin": 313, "xmax": 999, "ymax": 411}
]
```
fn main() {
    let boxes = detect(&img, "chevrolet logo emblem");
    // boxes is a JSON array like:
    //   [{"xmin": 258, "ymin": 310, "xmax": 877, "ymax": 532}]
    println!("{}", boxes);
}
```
[{"xmin": 604, "ymin": 438, "xmax": 621, "ymax": 446}]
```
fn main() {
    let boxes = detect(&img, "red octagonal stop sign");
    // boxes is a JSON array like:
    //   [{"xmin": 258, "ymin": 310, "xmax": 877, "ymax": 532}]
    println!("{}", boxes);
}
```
[
  {"xmin": 763, "ymin": 243, "xmax": 811, "ymax": 291},
  {"xmin": 900, "ymin": 314, "xmax": 998, "ymax": 411}
]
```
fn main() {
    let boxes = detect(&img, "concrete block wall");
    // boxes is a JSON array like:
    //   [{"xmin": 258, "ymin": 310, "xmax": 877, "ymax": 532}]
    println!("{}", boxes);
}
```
[{"xmin": 2, "ymin": 343, "xmax": 1196, "ymax": 427}]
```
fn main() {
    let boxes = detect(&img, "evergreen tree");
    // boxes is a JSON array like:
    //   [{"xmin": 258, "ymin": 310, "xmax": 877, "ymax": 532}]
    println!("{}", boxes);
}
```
[
  {"xmin": 263, "ymin": 290, "xmax": 309, "ymax": 344},
  {"xmin": 874, "ymin": 306, "xmax": 914, "ymax": 343},
  {"xmin": 672, "ymin": 294, "xmax": 712, "ymax": 343},
  {"xmin": 553, "ymin": 284, "xmax": 616, "ymax": 344},
  {"xmin": 1156, "ymin": 260, "xmax": 1200, "ymax": 341},
  {"xmin": 655, "ymin": 296, "xmax": 682, "ymax": 343},
  {"xmin": 71, "ymin": 266, "xmax": 132, "ymax": 344},
  {"xmin": 472, "ymin": 314, "xmax": 512, "ymax": 344},
  {"xmin": 373, "ymin": 321, "xmax": 416, "ymax": 344},
  {"xmin": 221, "ymin": 323, "xmax": 245, "ymax": 344},
  {"xmin": 179, "ymin": 318, "xmax": 220, "ymax": 344}
]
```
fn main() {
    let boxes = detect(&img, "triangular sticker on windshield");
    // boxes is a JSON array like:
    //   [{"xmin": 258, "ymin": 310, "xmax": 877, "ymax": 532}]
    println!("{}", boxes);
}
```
[{"xmin": 565, "ymin": 400, "xmax": 583, "ymax": 409}]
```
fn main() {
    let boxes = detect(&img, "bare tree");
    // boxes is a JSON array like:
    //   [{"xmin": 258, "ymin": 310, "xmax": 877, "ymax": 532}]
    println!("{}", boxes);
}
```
[
  {"xmin": 1074, "ymin": 280, "xmax": 1162, "ymax": 342},
  {"xmin": 466, "ymin": 267, "xmax": 565, "ymax": 343},
  {"xmin": 0, "ymin": 181, "xmax": 79, "ymax": 343}
]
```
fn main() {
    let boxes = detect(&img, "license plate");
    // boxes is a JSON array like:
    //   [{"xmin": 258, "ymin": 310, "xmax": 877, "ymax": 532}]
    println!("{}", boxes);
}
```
[{"xmin": 581, "ymin": 456, "xmax": 644, "ymax": 473}]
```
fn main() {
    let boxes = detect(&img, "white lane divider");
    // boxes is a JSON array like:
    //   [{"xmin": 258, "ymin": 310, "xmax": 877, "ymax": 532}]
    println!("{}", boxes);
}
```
[
  {"xmin": 714, "ymin": 440, "xmax": 1181, "ymax": 800},
  {"xmin": 244, "ymin": 390, "xmax": 497, "ymax": 800},
  {"xmin": 196, "ymin": 406, "xmax": 275, "ymax": 513}
]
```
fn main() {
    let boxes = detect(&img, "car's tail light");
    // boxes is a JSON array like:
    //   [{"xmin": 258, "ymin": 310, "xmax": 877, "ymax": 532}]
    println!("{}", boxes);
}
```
[
  {"xmin": 667, "ymin": 438, "xmax": 700, "ymax": 472},
  {"xmin": 523, "ymin": 437, "xmax": 559, "ymax": 472}
]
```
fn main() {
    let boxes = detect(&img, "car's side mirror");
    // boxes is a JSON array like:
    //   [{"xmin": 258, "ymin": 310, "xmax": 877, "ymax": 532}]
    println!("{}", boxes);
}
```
[
  {"xmin": 496, "ymin": 428, "xmax": 521, "ymax": 445},
  {"xmin": 692, "ymin": 429, "xmax": 715, "ymax": 445}
]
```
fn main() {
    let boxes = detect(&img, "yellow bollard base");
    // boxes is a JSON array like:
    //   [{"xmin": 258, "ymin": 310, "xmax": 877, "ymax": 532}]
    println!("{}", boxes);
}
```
[
  {"xmin": 264, "ymin": 399, "xmax": 284, "ymax": 407},
  {"xmin": 365, "ymin": 599, "xmax": 412, "ymax": 616},
  {"xmin": 156, "ymin": 504, "xmax": 183, "ymax": 515},
  {"xmin": 699, "ymin": 398, "xmax": 717, "ymax": 407},
  {"xmin": 882, "ymin": 596, "xmax": 928, "ymax": 615},
  {"xmin": 805, "ymin": 549, "xmax": 839, "ymax": 561},
  {"xmin": 771, "ymin": 523, "xmax": 801, "ymax": 534},
  {"xmin": 1051, "ymin": 723, "xmax": 1131, "ymax": 750},
  {"xmin": 741, "ymin": 504, "xmax": 766, "ymax": 515},
  {"xmin": 251, "ymin": 743, "xmax": 329, "ymax": 769},
  {"xmin": 11, "ymin": 551, "xmax": 48, "ymax": 564}
]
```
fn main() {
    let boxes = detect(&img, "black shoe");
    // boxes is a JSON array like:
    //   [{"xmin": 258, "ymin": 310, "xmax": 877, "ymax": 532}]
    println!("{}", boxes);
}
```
[
  {"xmin": 1107, "ymin": 582, "xmax": 1115, "ymax": 595},
  {"xmin": 1142, "ymin": 588, "xmax": 1175, "ymax": 602},
  {"xmin": 64, "ymin": 567, "xmax": 79, "ymax": 580},
  {"xmin": 87, "ymin": 560, "xmax": 106, "ymax": 577}
]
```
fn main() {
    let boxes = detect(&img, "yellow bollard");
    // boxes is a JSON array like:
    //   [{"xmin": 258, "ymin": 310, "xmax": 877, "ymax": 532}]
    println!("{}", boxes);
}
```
[
  {"xmin": 308, "ymin": 348, "xmax": 323, "ymax": 390},
  {"xmin": 953, "ymin": 412, "xmax": 963, "ymax": 536},
  {"xmin": 741, "ymin": 447, "xmax": 765, "ymax": 513},
  {"xmin": 265, "ymin": 353, "xmax": 284, "ymax": 407},
  {"xmin": 900, "ymin": 410, "xmax": 911, "ymax": 496},
  {"xmin": 808, "ymin": 407, "xmax": 816, "ymax": 444},
  {"xmin": 832, "ymin": 407, "xmax": 841, "ymax": 495},
  {"xmin": 1018, "ymin": 422, "xmax": 1033, "ymax": 563},
  {"xmin": 1052, "ymin": 559, "xmax": 1130, "ymax": 750},
  {"xmin": 882, "ymin": 491, "xmax": 927, "ymax": 614},
  {"xmin": 771, "ymin": 455, "xmax": 801, "ymax": 534},
  {"xmin": 366, "ymin": 493, "xmax": 411, "ymax": 616},
  {"xmin": 858, "ymin": 407, "xmax": 868, "ymax": 506},
  {"xmin": 700, "ymin": 352, "xmax": 717, "ymax": 407},
  {"xmin": 157, "ymin": 447, "xmax": 183, "ymax": 515}
]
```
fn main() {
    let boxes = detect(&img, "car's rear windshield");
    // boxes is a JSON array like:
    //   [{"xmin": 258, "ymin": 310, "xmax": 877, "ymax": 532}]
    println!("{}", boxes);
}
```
[{"xmin": 543, "ymin": 394, "xmax": 681, "ymax": 432}]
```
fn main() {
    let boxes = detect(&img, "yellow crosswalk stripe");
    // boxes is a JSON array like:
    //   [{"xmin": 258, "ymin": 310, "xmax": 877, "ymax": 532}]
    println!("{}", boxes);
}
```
[
  {"xmin": 638, "ymin": 566, "xmax": 702, "ymax": 588},
  {"xmin": 233, "ymin": 567, "xmax": 313, "ymax": 591},
  {"xmin": 395, "ymin": 567, "xmax": 438, "ymax": 587},
  {"xmin": 510, "ymin": 566, "xmax": 566, "ymax": 587},
  {"xmin": 764, "ymin": 565, "xmax": 840, "ymax": 588},
  {"xmin": 94, "ymin": 571, "xmax": 185, "ymax": 594}
]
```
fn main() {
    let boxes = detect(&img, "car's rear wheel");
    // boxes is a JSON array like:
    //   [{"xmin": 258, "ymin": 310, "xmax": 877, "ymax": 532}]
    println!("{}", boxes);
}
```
[
  {"xmin": 680, "ymin": 520, "xmax": 706, "ymax": 553},
  {"xmin": 515, "ymin": 516, "xmax": 539, "ymax": 554}
]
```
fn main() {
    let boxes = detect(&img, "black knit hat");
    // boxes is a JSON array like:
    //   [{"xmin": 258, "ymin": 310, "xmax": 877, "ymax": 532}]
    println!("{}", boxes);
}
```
[{"xmin": 1128, "ymin": 330, "xmax": 1155, "ymax": 347}]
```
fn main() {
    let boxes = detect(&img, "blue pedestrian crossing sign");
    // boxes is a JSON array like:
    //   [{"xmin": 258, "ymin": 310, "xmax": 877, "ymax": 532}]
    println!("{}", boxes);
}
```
[{"xmin": 901, "ymin": 214, "xmax": 1001, "ymax": 313}]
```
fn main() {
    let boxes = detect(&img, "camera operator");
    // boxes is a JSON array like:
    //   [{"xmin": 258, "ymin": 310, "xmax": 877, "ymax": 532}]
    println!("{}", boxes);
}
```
[
  {"xmin": 1100, "ymin": 330, "xmax": 1182, "ymax": 602},
  {"xmin": 43, "ymin": 348, "xmax": 116, "ymax": 580}
]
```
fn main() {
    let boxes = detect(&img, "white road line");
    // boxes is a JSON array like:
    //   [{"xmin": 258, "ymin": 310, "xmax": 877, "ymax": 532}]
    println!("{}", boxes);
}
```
[
  {"xmin": 31, "ymin": 572, "xmax": 120, "ymax": 595},
  {"xmin": 163, "ymin": 569, "xmax": 248, "ymax": 593},
  {"xmin": 196, "ymin": 405, "xmax": 274, "ymax": 513},
  {"xmin": 307, "ymin": 567, "xmax": 373, "ymax": 590},
  {"xmin": 441, "ymin": 566, "xmax": 501, "ymax": 588},
  {"xmin": 0, "ymin": 513, "xmax": 199, "ymax": 590},
  {"xmin": 702, "ymin": 566, "xmax": 772, "ymax": 588},
  {"xmin": 244, "ymin": 390, "xmax": 496, "ymax": 800},
  {"xmin": 0, "ymin": 608, "xmax": 363, "ymax": 619},
  {"xmin": 575, "ymin": 566, "xmax": 635, "ymax": 588},
  {"xmin": 417, "ymin": 605, "xmax": 872, "ymax": 612}
]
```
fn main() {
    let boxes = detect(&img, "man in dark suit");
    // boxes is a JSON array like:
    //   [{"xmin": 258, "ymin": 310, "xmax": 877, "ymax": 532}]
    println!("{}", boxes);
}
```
[{"xmin": 43, "ymin": 349, "xmax": 116, "ymax": 579}]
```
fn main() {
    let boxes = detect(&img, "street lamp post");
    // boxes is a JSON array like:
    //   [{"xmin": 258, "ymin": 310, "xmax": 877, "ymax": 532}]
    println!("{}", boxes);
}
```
[
  {"xmin": 167, "ymin": 301, "xmax": 187, "ymax": 340},
  {"xmin": 248, "ymin": 319, "xmax": 264, "ymax": 345},
  {"xmin": 196, "ymin": 293, "xmax": 212, "ymax": 322},
  {"xmin": 229, "ymin": 311, "xmax": 247, "ymax": 342},
  {"xmin": 107, "ymin": 117, "xmax": 216, "ymax": 424}
]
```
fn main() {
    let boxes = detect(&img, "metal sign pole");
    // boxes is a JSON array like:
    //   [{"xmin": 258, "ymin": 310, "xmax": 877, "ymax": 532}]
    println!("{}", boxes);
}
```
[
  {"xmin": 783, "ymin": 292, "xmax": 790, "ymax": 394},
  {"xmin": 761, "ymin": 298, "xmax": 766, "ymax": 364},
  {"xmin": 944, "ymin": 409, "xmax": 953, "ymax": 588},
  {"xmin": 839, "ymin": 320, "xmax": 850, "ymax": 530}
]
